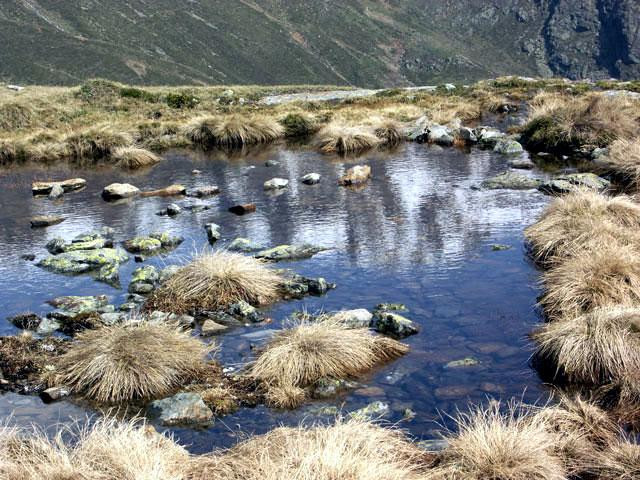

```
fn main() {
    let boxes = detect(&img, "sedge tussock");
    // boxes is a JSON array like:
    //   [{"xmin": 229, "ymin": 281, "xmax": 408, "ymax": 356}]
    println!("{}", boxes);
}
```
[
  {"xmin": 0, "ymin": 417, "xmax": 188, "ymax": 480},
  {"xmin": 185, "ymin": 115, "xmax": 283, "ymax": 148},
  {"xmin": 53, "ymin": 321, "xmax": 212, "ymax": 403},
  {"xmin": 540, "ymin": 243, "xmax": 640, "ymax": 320},
  {"xmin": 187, "ymin": 418, "xmax": 431, "ymax": 480},
  {"xmin": 315, "ymin": 124, "xmax": 381, "ymax": 155},
  {"xmin": 112, "ymin": 146, "xmax": 161, "ymax": 169},
  {"xmin": 432, "ymin": 401, "xmax": 568, "ymax": 480},
  {"xmin": 525, "ymin": 190, "xmax": 640, "ymax": 264},
  {"xmin": 606, "ymin": 138, "xmax": 640, "ymax": 186},
  {"xmin": 532, "ymin": 306, "xmax": 640, "ymax": 385},
  {"xmin": 146, "ymin": 251, "xmax": 283, "ymax": 314},
  {"xmin": 248, "ymin": 320, "xmax": 408, "ymax": 408},
  {"xmin": 374, "ymin": 120, "xmax": 404, "ymax": 146}
]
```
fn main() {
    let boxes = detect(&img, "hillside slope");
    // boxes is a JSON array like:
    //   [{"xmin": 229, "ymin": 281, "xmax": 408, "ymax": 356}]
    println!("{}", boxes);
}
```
[{"xmin": 0, "ymin": 0, "xmax": 638, "ymax": 87}]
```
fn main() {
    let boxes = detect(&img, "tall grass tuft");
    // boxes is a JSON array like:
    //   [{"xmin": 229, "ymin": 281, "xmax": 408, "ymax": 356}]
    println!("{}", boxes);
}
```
[
  {"xmin": 185, "ymin": 115, "xmax": 283, "ymax": 148},
  {"xmin": 248, "ymin": 320, "xmax": 408, "ymax": 408},
  {"xmin": 315, "ymin": 125, "xmax": 380, "ymax": 155},
  {"xmin": 112, "ymin": 146, "xmax": 161, "ymax": 169},
  {"xmin": 53, "ymin": 321, "xmax": 211, "ymax": 403}
]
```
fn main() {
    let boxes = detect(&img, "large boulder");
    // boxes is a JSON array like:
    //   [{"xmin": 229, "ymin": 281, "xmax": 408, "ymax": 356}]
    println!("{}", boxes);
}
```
[
  {"xmin": 538, "ymin": 173, "xmax": 611, "ymax": 195},
  {"xmin": 147, "ymin": 392, "xmax": 213, "ymax": 426},
  {"xmin": 493, "ymin": 139, "xmax": 524, "ymax": 155},
  {"xmin": 102, "ymin": 183, "xmax": 140, "ymax": 200},
  {"xmin": 338, "ymin": 165, "xmax": 371, "ymax": 186},
  {"xmin": 481, "ymin": 171, "xmax": 541, "ymax": 190},
  {"xmin": 427, "ymin": 125, "xmax": 454, "ymax": 146}
]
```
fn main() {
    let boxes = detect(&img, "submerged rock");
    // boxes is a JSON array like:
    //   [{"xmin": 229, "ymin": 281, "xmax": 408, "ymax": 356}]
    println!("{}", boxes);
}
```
[
  {"xmin": 200, "ymin": 319, "xmax": 228, "ymax": 336},
  {"xmin": 338, "ymin": 165, "xmax": 371, "ymax": 186},
  {"xmin": 445, "ymin": 357, "xmax": 479, "ymax": 368},
  {"xmin": 349, "ymin": 401, "xmax": 390, "ymax": 421},
  {"xmin": 538, "ymin": 173, "xmax": 611, "ymax": 195},
  {"xmin": 228, "ymin": 203, "xmax": 256, "ymax": 215},
  {"xmin": 508, "ymin": 158, "xmax": 535, "ymax": 169},
  {"xmin": 481, "ymin": 171, "xmax": 541, "ymax": 190},
  {"xmin": 37, "ymin": 248, "xmax": 128, "ymax": 285},
  {"xmin": 228, "ymin": 237, "xmax": 262, "ymax": 252},
  {"xmin": 301, "ymin": 173, "xmax": 321, "ymax": 185},
  {"xmin": 375, "ymin": 303, "xmax": 407, "ymax": 312},
  {"xmin": 491, "ymin": 244, "xmax": 512, "ymax": 251},
  {"xmin": 493, "ymin": 138, "xmax": 524, "ymax": 154},
  {"xmin": 102, "ymin": 183, "xmax": 140, "ymax": 200},
  {"xmin": 147, "ymin": 392, "xmax": 214, "ymax": 426},
  {"xmin": 205, "ymin": 223, "xmax": 221, "ymax": 244},
  {"xmin": 187, "ymin": 185, "xmax": 220, "ymax": 197},
  {"xmin": 32, "ymin": 178, "xmax": 86, "ymax": 195},
  {"xmin": 140, "ymin": 184, "xmax": 186, "ymax": 197},
  {"xmin": 30, "ymin": 216, "xmax": 65, "ymax": 228},
  {"xmin": 263, "ymin": 178, "xmax": 289, "ymax": 190},
  {"xmin": 255, "ymin": 244, "xmax": 326, "ymax": 261},
  {"xmin": 371, "ymin": 311, "xmax": 419, "ymax": 338},
  {"xmin": 312, "ymin": 378, "xmax": 360, "ymax": 399}
]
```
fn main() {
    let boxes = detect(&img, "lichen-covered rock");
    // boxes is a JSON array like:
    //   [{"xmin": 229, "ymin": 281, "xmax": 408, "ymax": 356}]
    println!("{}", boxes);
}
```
[
  {"xmin": 538, "ymin": 172, "xmax": 611, "ymax": 195},
  {"xmin": 481, "ymin": 171, "xmax": 541, "ymax": 190},
  {"xmin": 445, "ymin": 357, "xmax": 479, "ymax": 369},
  {"xmin": 123, "ymin": 236, "xmax": 162, "ymax": 254},
  {"xmin": 228, "ymin": 237, "xmax": 262, "ymax": 252},
  {"xmin": 312, "ymin": 378, "xmax": 360, "ymax": 399},
  {"xmin": 255, "ymin": 244, "xmax": 326, "ymax": 261},
  {"xmin": 349, "ymin": 401, "xmax": 390, "ymax": 421},
  {"xmin": 147, "ymin": 392, "xmax": 213, "ymax": 426},
  {"xmin": 48, "ymin": 295, "xmax": 109, "ymax": 318},
  {"xmin": 128, "ymin": 265, "xmax": 159, "ymax": 294},
  {"xmin": 187, "ymin": 185, "xmax": 220, "ymax": 197},
  {"xmin": 328, "ymin": 309, "xmax": 373, "ymax": 328},
  {"xmin": 102, "ymin": 183, "xmax": 140, "ymax": 200},
  {"xmin": 338, "ymin": 165, "xmax": 371, "ymax": 186},
  {"xmin": 46, "ymin": 235, "xmax": 111, "ymax": 254},
  {"xmin": 37, "ymin": 248, "xmax": 128, "ymax": 285},
  {"xmin": 227, "ymin": 301, "xmax": 264, "ymax": 323},
  {"xmin": 371, "ymin": 311, "xmax": 419, "ymax": 338},
  {"xmin": 493, "ymin": 138, "xmax": 524, "ymax": 154}
]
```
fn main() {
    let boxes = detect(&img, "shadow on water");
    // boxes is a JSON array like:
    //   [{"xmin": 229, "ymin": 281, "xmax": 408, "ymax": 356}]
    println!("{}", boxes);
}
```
[{"xmin": 0, "ymin": 142, "xmax": 554, "ymax": 450}]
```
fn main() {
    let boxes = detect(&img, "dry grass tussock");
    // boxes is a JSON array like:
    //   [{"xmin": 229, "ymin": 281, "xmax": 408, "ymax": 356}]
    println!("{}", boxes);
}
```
[
  {"xmin": 533, "ymin": 306, "xmax": 640, "ymax": 385},
  {"xmin": 591, "ymin": 438, "xmax": 640, "ymax": 479},
  {"xmin": 524, "ymin": 92, "xmax": 640, "ymax": 150},
  {"xmin": 524, "ymin": 190, "xmax": 640, "ymax": 264},
  {"xmin": 187, "ymin": 418, "xmax": 431, "ymax": 480},
  {"xmin": 185, "ymin": 115, "xmax": 284, "ymax": 148},
  {"xmin": 247, "ymin": 320, "xmax": 408, "ymax": 408},
  {"xmin": 606, "ymin": 138, "xmax": 640, "ymax": 186},
  {"xmin": 432, "ymin": 401, "xmax": 568, "ymax": 480},
  {"xmin": 63, "ymin": 125, "xmax": 133, "ymax": 161},
  {"xmin": 374, "ymin": 120, "xmax": 404, "ymax": 146},
  {"xmin": 0, "ymin": 102, "xmax": 34, "ymax": 130},
  {"xmin": 146, "ymin": 251, "xmax": 283, "ymax": 314},
  {"xmin": 53, "ymin": 320, "xmax": 211, "ymax": 403},
  {"xmin": 415, "ymin": 95, "xmax": 481, "ymax": 125},
  {"xmin": 315, "ymin": 124, "xmax": 381, "ymax": 155},
  {"xmin": 0, "ymin": 417, "xmax": 189, "ymax": 480},
  {"xmin": 540, "ymin": 243, "xmax": 640, "ymax": 320},
  {"xmin": 112, "ymin": 146, "xmax": 161, "ymax": 169}
]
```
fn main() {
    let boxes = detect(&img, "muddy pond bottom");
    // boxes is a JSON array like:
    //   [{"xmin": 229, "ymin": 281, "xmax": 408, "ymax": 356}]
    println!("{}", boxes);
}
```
[{"xmin": 0, "ymin": 143, "xmax": 551, "ymax": 451}]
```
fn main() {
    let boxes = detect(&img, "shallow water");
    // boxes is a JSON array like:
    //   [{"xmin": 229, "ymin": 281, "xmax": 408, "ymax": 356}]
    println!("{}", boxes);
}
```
[{"xmin": 0, "ymin": 142, "xmax": 552, "ymax": 450}]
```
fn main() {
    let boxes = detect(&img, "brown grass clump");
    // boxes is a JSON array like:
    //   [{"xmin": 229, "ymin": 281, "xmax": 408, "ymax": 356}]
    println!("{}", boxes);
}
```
[
  {"xmin": 525, "ymin": 190, "xmax": 640, "ymax": 264},
  {"xmin": 112, "ymin": 146, "xmax": 161, "ymax": 169},
  {"xmin": 64, "ymin": 126, "xmax": 133, "ymax": 161},
  {"xmin": 247, "ymin": 320, "xmax": 408, "ymax": 408},
  {"xmin": 532, "ymin": 307, "xmax": 640, "ymax": 385},
  {"xmin": 590, "ymin": 438, "xmax": 640, "ymax": 479},
  {"xmin": 523, "ymin": 92, "xmax": 640, "ymax": 151},
  {"xmin": 606, "ymin": 138, "xmax": 640, "ymax": 186},
  {"xmin": 53, "ymin": 321, "xmax": 211, "ymax": 403},
  {"xmin": 185, "ymin": 115, "xmax": 284, "ymax": 148},
  {"xmin": 146, "ymin": 251, "xmax": 283, "ymax": 314},
  {"xmin": 315, "ymin": 124, "xmax": 381, "ymax": 155},
  {"xmin": 0, "ymin": 417, "xmax": 189, "ymax": 480},
  {"xmin": 0, "ymin": 102, "xmax": 34, "ymax": 130},
  {"xmin": 374, "ymin": 121, "xmax": 404, "ymax": 146},
  {"xmin": 431, "ymin": 401, "xmax": 568, "ymax": 480},
  {"xmin": 187, "ymin": 418, "xmax": 431, "ymax": 480},
  {"xmin": 539, "ymin": 244, "xmax": 640, "ymax": 320}
]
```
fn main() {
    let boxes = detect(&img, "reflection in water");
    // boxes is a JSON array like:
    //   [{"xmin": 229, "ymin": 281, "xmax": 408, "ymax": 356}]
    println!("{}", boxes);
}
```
[{"xmin": 0, "ymin": 143, "xmax": 551, "ymax": 450}]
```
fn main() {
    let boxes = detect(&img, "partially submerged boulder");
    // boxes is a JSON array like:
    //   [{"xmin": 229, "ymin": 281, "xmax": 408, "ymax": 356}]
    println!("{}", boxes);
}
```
[
  {"xmin": 46, "ymin": 231, "xmax": 113, "ymax": 254},
  {"xmin": 328, "ymin": 309, "xmax": 373, "ymax": 329},
  {"xmin": 538, "ymin": 173, "xmax": 611, "ymax": 195},
  {"xmin": 228, "ymin": 237, "xmax": 262, "ymax": 252},
  {"xmin": 371, "ymin": 311, "xmax": 419, "ymax": 338},
  {"xmin": 47, "ymin": 295, "xmax": 109, "ymax": 318},
  {"xmin": 264, "ymin": 178, "xmax": 289, "ymax": 190},
  {"xmin": 32, "ymin": 178, "xmax": 86, "ymax": 195},
  {"xmin": 128, "ymin": 265, "xmax": 159, "ymax": 294},
  {"xmin": 187, "ymin": 185, "xmax": 220, "ymax": 197},
  {"xmin": 481, "ymin": 171, "xmax": 542, "ymax": 190},
  {"xmin": 123, "ymin": 232, "xmax": 183, "ymax": 254},
  {"xmin": 338, "ymin": 165, "xmax": 371, "ymax": 186},
  {"xmin": 147, "ymin": 392, "xmax": 214, "ymax": 426},
  {"xmin": 493, "ymin": 138, "xmax": 524, "ymax": 155},
  {"xmin": 301, "ymin": 173, "xmax": 321, "ymax": 185},
  {"xmin": 102, "ymin": 183, "xmax": 140, "ymax": 200},
  {"xmin": 30, "ymin": 216, "xmax": 65, "ymax": 228},
  {"xmin": 140, "ymin": 184, "xmax": 186, "ymax": 197},
  {"xmin": 205, "ymin": 223, "xmax": 221, "ymax": 244},
  {"xmin": 229, "ymin": 203, "xmax": 256, "ymax": 215},
  {"xmin": 255, "ymin": 244, "xmax": 326, "ymax": 261}
]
